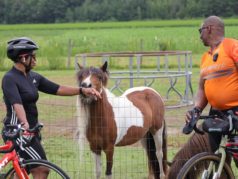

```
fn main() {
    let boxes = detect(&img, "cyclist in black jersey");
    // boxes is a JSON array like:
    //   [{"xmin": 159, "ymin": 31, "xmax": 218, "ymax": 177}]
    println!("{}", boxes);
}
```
[{"xmin": 1, "ymin": 37, "xmax": 101, "ymax": 178}]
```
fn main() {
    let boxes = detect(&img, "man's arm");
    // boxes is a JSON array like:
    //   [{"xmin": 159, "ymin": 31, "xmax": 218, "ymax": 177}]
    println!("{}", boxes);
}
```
[
  {"xmin": 194, "ymin": 76, "xmax": 208, "ymax": 111},
  {"xmin": 185, "ymin": 76, "xmax": 208, "ymax": 123}
]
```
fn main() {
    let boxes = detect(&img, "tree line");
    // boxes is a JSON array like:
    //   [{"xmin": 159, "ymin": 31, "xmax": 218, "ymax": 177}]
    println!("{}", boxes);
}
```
[{"xmin": 1, "ymin": 0, "xmax": 238, "ymax": 24}]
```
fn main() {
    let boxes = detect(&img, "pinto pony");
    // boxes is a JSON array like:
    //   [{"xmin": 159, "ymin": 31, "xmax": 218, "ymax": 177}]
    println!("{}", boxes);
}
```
[{"xmin": 76, "ymin": 61, "xmax": 167, "ymax": 179}]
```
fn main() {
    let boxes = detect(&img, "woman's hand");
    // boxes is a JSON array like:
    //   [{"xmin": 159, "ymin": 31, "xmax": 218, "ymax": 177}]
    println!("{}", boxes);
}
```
[
  {"xmin": 22, "ymin": 122, "xmax": 30, "ymax": 130},
  {"xmin": 81, "ymin": 87, "xmax": 102, "ymax": 99}
]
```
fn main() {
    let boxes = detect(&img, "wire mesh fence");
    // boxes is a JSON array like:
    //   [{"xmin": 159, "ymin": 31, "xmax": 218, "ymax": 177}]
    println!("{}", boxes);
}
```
[{"xmin": 0, "ymin": 94, "xmax": 237, "ymax": 178}]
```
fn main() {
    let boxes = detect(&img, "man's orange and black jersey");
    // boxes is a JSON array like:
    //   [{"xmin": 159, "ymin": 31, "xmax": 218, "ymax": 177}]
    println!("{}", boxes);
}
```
[
  {"xmin": 2, "ymin": 67, "xmax": 60, "ymax": 128},
  {"xmin": 200, "ymin": 38, "xmax": 238, "ymax": 110}
]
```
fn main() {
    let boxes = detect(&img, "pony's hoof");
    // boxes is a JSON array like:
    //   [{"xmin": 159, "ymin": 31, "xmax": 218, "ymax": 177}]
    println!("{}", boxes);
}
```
[{"xmin": 106, "ymin": 174, "xmax": 112, "ymax": 179}]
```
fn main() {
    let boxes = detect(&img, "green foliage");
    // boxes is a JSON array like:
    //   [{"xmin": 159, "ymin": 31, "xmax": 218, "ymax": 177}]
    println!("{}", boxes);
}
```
[
  {"xmin": 1, "ymin": 0, "xmax": 238, "ymax": 23},
  {"xmin": 42, "ymin": 40, "xmax": 66, "ymax": 70},
  {"xmin": 0, "ymin": 42, "xmax": 5, "ymax": 70}
]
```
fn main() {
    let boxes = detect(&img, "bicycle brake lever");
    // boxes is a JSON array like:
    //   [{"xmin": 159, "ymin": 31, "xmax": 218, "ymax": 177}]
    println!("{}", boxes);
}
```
[
  {"xmin": 183, "ymin": 110, "xmax": 199, "ymax": 135},
  {"xmin": 227, "ymin": 110, "xmax": 238, "ymax": 121},
  {"xmin": 19, "ymin": 131, "xmax": 25, "ymax": 151},
  {"xmin": 182, "ymin": 122, "xmax": 193, "ymax": 134}
]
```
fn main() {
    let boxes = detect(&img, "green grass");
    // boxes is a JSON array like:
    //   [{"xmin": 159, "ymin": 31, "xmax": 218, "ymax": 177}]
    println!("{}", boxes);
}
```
[
  {"xmin": 0, "ymin": 18, "xmax": 238, "ymax": 30},
  {"xmin": 0, "ymin": 19, "xmax": 237, "ymax": 70},
  {"xmin": 1, "ymin": 69, "xmax": 238, "ymax": 178},
  {"xmin": 0, "ymin": 68, "xmax": 194, "ymax": 178}
]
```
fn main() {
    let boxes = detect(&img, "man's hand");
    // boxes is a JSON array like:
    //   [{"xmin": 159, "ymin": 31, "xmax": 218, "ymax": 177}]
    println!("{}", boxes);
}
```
[
  {"xmin": 185, "ymin": 107, "xmax": 202, "ymax": 123},
  {"xmin": 183, "ymin": 107, "xmax": 202, "ymax": 134}
]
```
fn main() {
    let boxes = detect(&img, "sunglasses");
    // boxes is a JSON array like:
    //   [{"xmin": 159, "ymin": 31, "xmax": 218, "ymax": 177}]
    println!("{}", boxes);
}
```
[
  {"xmin": 198, "ymin": 26, "xmax": 209, "ymax": 34},
  {"xmin": 198, "ymin": 25, "xmax": 214, "ymax": 34},
  {"xmin": 19, "ymin": 53, "xmax": 36, "ymax": 59}
]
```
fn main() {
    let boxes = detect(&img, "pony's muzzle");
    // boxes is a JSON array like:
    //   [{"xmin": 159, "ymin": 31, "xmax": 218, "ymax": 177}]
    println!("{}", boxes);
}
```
[{"xmin": 80, "ymin": 82, "xmax": 92, "ymax": 88}]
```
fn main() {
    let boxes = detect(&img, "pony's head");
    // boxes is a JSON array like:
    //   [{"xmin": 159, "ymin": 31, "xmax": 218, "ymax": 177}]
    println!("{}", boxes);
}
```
[{"xmin": 77, "ymin": 61, "xmax": 109, "ymax": 103}]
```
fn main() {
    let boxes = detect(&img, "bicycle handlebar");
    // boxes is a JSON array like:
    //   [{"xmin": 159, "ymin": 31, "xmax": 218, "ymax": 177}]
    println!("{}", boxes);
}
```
[
  {"xmin": 5, "ymin": 123, "xmax": 43, "ymax": 139},
  {"xmin": 0, "ymin": 123, "xmax": 43, "ymax": 153},
  {"xmin": 182, "ymin": 114, "xmax": 205, "ymax": 135},
  {"xmin": 182, "ymin": 110, "xmax": 238, "ymax": 135}
]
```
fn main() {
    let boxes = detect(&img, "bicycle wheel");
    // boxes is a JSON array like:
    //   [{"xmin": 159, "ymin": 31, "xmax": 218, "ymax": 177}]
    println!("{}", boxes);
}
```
[
  {"xmin": 177, "ymin": 152, "xmax": 235, "ymax": 179},
  {"xmin": 5, "ymin": 159, "xmax": 70, "ymax": 179}
]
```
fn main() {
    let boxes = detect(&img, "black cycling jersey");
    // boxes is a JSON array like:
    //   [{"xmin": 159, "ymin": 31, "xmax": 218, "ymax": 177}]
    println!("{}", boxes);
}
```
[{"xmin": 2, "ymin": 67, "xmax": 60, "ymax": 128}]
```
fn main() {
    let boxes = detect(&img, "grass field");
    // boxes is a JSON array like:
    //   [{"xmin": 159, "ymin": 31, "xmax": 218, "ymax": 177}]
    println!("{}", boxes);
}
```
[
  {"xmin": 0, "ymin": 68, "xmax": 238, "ymax": 178},
  {"xmin": 0, "ymin": 19, "xmax": 238, "ymax": 70},
  {"xmin": 0, "ymin": 68, "xmax": 194, "ymax": 178}
]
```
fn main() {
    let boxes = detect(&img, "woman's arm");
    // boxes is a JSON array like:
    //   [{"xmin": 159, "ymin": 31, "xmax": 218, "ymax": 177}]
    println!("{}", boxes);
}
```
[
  {"xmin": 13, "ymin": 104, "xmax": 29, "ymax": 130},
  {"xmin": 56, "ymin": 86, "xmax": 101, "ymax": 99}
]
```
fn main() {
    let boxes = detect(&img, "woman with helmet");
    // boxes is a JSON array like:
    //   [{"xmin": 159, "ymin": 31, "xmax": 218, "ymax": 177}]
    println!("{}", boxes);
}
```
[{"xmin": 2, "ymin": 37, "xmax": 101, "ymax": 178}]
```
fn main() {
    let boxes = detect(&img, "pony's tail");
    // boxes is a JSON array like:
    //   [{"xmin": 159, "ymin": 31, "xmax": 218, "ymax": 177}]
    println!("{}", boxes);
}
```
[
  {"xmin": 146, "ymin": 121, "xmax": 167, "ymax": 179},
  {"xmin": 146, "ymin": 132, "xmax": 160, "ymax": 178}
]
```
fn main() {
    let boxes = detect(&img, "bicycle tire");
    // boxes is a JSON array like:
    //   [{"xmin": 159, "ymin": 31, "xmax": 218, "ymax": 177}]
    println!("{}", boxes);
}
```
[
  {"xmin": 177, "ymin": 152, "xmax": 235, "ymax": 179},
  {"xmin": 5, "ymin": 159, "xmax": 70, "ymax": 179}
]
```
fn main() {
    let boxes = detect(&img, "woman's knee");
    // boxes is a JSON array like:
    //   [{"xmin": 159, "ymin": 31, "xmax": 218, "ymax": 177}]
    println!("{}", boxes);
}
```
[{"xmin": 30, "ymin": 166, "xmax": 50, "ymax": 176}]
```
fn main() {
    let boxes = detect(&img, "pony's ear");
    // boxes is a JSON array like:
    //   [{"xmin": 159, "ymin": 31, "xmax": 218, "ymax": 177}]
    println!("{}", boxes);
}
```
[
  {"xmin": 77, "ymin": 63, "xmax": 84, "ymax": 70},
  {"xmin": 101, "ymin": 61, "xmax": 108, "ymax": 72}
]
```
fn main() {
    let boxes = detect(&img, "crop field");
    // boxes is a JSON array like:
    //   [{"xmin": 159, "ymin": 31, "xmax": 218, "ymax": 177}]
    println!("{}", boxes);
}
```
[
  {"xmin": 0, "ymin": 19, "xmax": 238, "ymax": 70},
  {"xmin": 0, "ymin": 19, "xmax": 238, "ymax": 178}
]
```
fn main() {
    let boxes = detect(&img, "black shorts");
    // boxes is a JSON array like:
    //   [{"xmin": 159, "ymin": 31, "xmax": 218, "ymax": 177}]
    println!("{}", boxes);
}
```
[
  {"xmin": 208, "ymin": 106, "xmax": 238, "ymax": 152},
  {"xmin": 17, "ymin": 135, "xmax": 47, "ymax": 161}
]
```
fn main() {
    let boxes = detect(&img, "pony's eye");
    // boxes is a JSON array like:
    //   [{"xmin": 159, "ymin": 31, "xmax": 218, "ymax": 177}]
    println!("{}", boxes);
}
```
[{"xmin": 98, "ymin": 76, "xmax": 102, "ymax": 81}]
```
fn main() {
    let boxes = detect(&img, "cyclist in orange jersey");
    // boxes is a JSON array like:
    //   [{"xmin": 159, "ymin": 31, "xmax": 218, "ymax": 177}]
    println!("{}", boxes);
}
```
[{"xmin": 185, "ymin": 16, "xmax": 238, "ymax": 153}]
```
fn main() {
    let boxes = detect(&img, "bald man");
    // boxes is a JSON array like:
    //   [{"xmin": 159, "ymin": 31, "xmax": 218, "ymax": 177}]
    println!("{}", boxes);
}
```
[
  {"xmin": 185, "ymin": 15, "xmax": 238, "ymax": 152},
  {"xmin": 166, "ymin": 16, "xmax": 238, "ymax": 179}
]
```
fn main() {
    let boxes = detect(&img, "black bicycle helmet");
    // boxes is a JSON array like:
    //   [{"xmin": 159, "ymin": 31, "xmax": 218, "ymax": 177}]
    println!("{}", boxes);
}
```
[{"xmin": 7, "ymin": 37, "xmax": 38, "ymax": 62}]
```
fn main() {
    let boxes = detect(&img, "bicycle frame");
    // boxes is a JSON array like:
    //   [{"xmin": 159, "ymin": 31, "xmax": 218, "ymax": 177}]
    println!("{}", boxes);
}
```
[
  {"xmin": 0, "ymin": 140, "xmax": 28, "ymax": 179},
  {"xmin": 202, "ymin": 135, "xmax": 229, "ymax": 178}
]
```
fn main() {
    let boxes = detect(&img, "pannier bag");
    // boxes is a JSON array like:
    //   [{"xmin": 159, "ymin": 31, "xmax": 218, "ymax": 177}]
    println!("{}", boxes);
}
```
[{"xmin": 202, "ymin": 117, "xmax": 231, "ymax": 134}]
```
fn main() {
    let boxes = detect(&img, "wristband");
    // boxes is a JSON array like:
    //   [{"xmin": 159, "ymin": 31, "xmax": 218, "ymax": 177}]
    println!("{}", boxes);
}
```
[
  {"xmin": 194, "ymin": 107, "xmax": 202, "ymax": 113},
  {"xmin": 79, "ymin": 87, "xmax": 83, "ymax": 95}
]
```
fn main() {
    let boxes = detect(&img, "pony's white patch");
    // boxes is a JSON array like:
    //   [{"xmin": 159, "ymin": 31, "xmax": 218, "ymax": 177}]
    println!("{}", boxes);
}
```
[
  {"xmin": 122, "ymin": 86, "xmax": 163, "ymax": 100},
  {"xmin": 153, "ymin": 121, "xmax": 165, "ymax": 179},
  {"xmin": 105, "ymin": 88, "xmax": 144, "ymax": 145},
  {"xmin": 83, "ymin": 74, "xmax": 92, "ymax": 86},
  {"xmin": 76, "ymin": 97, "xmax": 89, "ymax": 161},
  {"xmin": 94, "ymin": 153, "xmax": 102, "ymax": 179}
]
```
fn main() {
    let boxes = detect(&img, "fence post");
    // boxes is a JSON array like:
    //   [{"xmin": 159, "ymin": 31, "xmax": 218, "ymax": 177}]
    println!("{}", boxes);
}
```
[{"xmin": 67, "ymin": 39, "xmax": 73, "ymax": 69}]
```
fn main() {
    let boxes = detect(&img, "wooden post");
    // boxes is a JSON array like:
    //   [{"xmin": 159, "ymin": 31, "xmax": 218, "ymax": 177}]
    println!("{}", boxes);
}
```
[{"xmin": 67, "ymin": 39, "xmax": 73, "ymax": 68}]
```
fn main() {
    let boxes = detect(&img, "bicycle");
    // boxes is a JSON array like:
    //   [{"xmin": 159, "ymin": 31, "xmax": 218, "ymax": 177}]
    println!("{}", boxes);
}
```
[
  {"xmin": 177, "ymin": 109, "xmax": 238, "ymax": 179},
  {"xmin": 0, "ymin": 123, "xmax": 70, "ymax": 179}
]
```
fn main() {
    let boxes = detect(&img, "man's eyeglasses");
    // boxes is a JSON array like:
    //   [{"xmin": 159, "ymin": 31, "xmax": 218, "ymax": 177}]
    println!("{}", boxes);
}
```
[{"xmin": 198, "ymin": 26, "xmax": 209, "ymax": 34}]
